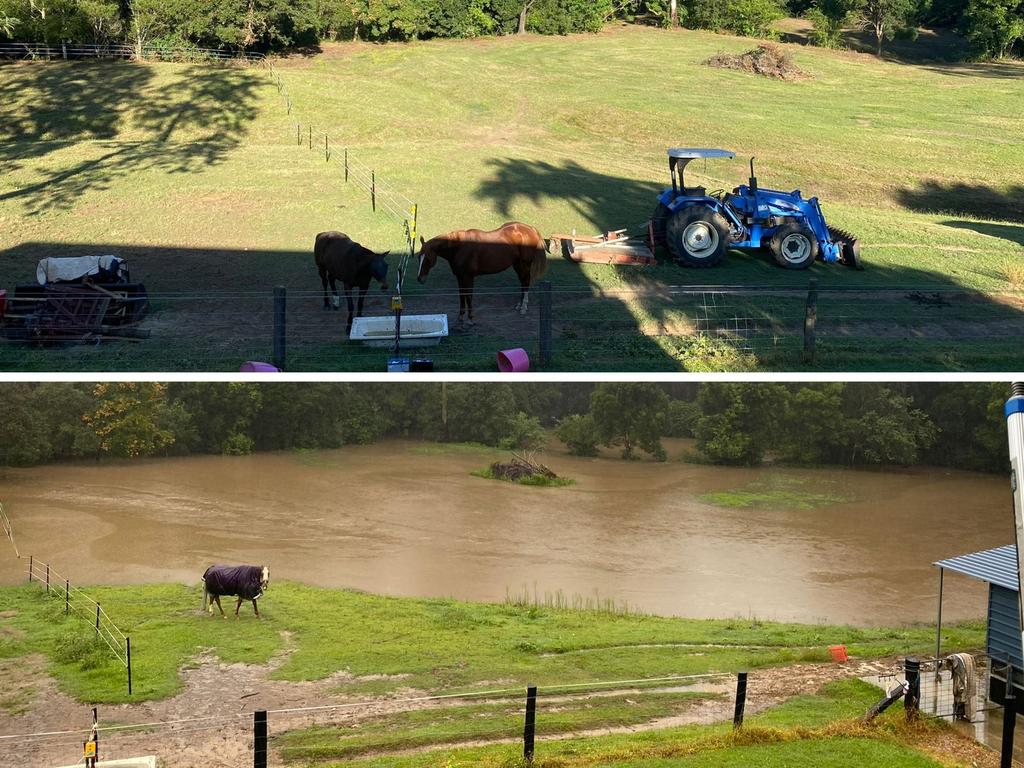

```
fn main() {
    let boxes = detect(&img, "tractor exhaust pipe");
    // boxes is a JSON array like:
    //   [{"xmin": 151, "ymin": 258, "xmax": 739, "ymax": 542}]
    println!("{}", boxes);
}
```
[
  {"xmin": 749, "ymin": 157, "xmax": 757, "ymax": 193},
  {"xmin": 1007, "ymin": 383, "xmax": 1024, "ymax": 672}
]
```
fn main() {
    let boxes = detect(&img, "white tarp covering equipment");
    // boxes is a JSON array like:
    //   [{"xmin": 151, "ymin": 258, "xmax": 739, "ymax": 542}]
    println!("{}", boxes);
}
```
[{"xmin": 36, "ymin": 255, "xmax": 127, "ymax": 286}]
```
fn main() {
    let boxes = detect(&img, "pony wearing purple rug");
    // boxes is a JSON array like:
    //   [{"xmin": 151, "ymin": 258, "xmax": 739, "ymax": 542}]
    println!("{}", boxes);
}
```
[{"xmin": 202, "ymin": 564, "xmax": 269, "ymax": 618}]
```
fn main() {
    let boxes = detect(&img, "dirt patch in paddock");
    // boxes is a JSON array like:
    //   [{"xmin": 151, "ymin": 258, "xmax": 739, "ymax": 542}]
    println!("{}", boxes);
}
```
[{"xmin": 0, "ymin": 649, "xmax": 909, "ymax": 768}]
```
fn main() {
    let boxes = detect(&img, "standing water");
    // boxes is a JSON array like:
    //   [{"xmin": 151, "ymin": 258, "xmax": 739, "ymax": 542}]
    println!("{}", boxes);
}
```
[{"xmin": 0, "ymin": 440, "xmax": 1010, "ymax": 625}]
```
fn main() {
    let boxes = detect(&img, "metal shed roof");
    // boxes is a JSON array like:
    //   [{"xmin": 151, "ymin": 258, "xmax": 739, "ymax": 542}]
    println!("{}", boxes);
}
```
[{"xmin": 934, "ymin": 544, "xmax": 1019, "ymax": 592}]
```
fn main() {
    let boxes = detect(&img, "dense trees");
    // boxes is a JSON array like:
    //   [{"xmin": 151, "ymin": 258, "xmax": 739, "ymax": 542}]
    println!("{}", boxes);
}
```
[
  {"xmin": 1, "ymin": 0, "xmax": 1013, "ymax": 58},
  {"xmin": 0, "ymin": 383, "xmax": 1013, "ymax": 473}
]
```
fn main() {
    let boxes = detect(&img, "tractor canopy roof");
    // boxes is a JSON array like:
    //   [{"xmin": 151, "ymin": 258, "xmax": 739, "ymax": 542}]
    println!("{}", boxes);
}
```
[{"xmin": 667, "ymin": 148, "xmax": 736, "ymax": 160}]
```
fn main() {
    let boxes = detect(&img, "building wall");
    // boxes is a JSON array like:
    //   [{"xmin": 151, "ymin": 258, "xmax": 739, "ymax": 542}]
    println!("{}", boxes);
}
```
[{"xmin": 988, "ymin": 583, "xmax": 1024, "ymax": 682}]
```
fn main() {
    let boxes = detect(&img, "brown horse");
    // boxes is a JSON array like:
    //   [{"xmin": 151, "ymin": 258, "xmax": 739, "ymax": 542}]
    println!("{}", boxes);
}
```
[
  {"xmin": 314, "ymin": 232, "xmax": 390, "ymax": 333},
  {"xmin": 416, "ymin": 221, "xmax": 547, "ymax": 325}
]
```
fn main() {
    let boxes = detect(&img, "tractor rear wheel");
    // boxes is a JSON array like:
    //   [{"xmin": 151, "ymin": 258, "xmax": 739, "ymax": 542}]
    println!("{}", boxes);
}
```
[
  {"xmin": 650, "ymin": 202, "xmax": 671, "ymax": 247},
  {"xmin": 665, "ymin": 207, "xmax": 730, "ymax": 268},
  {"xmin": 769, "ymin": 223, "xmax": 818, "ymax": 269}
]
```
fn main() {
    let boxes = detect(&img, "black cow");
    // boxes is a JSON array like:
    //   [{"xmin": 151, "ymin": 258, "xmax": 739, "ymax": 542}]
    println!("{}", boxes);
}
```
[{"xmin": 314, "ymin": 231, "xmax": 390, "ymax": 333}]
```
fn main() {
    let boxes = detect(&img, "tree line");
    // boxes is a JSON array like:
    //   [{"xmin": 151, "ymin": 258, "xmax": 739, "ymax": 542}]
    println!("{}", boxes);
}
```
[
  {"xmin": 0, "ymin": 382, "xmax": 1012, "ymax": 473},
  {"xmin": 0, "ymin": 0, "xmax": 1016, "ymax": 61}
]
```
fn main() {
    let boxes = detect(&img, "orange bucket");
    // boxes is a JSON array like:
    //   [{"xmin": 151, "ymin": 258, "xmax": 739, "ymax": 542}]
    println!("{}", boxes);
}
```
[{"xmin": 828, "ymin": 644, "xmax": 848, "ymax": 663}]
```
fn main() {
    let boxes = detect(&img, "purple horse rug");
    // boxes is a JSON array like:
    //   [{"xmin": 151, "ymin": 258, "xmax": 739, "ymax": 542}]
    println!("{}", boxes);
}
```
[{"xmin": 203, "ymin": 564, "xmax": 266, "ymax": 600}]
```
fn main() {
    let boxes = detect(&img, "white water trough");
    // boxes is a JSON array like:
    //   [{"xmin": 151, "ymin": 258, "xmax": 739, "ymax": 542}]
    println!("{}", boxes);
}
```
[{"xmin": 349, "ymin": 314, "xmax": 449, "ymax": 347}]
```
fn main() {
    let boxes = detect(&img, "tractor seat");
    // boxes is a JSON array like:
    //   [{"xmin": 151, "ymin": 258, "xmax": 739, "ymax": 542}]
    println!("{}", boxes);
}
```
[{"xmin": 682, "ymin": 186, "xmax": 706, "ymax": 197}]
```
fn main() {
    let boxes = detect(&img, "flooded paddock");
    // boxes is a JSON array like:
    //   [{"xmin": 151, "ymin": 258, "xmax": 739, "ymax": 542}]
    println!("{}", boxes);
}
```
[{"xmin": 0, "ymin": 440, "xmax": 1010, "ymax": 625}]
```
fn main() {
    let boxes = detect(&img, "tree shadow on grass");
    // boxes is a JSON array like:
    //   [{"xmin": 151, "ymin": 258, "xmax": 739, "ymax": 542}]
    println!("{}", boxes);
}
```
[
  {"xmin": 895, "ymin": 181, "xmax": 1024, "ymax": 224},
  {"xmin": 0, "ymin": 60, "xmax": 267, "ymax": 214},
  {"xmin": 478, "ymin": 157, "xmax": 663, "ymax": 233},
  {"xmin": 471, "ymin": 157, "xmax": 1024, "ymax": 371},
  {"xmin": 916, "ymin": 60, "xmax": 1024, "ymax": 80},
  {"xmin": 942, "ymin": 221, "xmax": 1024, "ymax": 249},
  {"xmin": 2, "ymin": 237, "xmax": 1024, "ymax": 372}
]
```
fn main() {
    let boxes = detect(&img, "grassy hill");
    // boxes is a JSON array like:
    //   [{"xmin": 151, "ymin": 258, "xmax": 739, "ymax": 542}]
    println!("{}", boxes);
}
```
[{"xmin": 1, "ymin": 26, "xmax": 1022, "ymax": 370}]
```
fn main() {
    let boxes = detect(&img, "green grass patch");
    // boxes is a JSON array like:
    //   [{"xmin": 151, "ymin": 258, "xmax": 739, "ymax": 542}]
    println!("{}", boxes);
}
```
[
  {"xmin": 0, "ymin": 583, "xmax": 984, "ymax": 705},
  {"xmin": 471, "ymin": 467, "xmax": 576, "ymax": 487},
  {"xmin": 591, "ymin": 738, "xmax": 944, "ymax": 768},
  {"xmin": 326, "ymin": 681, "xmax": 939, "ymax": 767},
  {"xmin": 699, "ymin": 476, "xmax": 853, "ymax": 510},
  {"xmin": 699, "ymin": 489, "xmax": 852, "ymax": 510},
  {"xmin": 278, "ymin": 690, "xmax": 718, "ymax": 762}
]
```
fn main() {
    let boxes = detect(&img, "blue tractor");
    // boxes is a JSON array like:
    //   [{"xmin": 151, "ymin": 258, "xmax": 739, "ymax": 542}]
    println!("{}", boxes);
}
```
[{"xmin": 651, "ymin": 148, "xmax": 862, "ymax": 270}]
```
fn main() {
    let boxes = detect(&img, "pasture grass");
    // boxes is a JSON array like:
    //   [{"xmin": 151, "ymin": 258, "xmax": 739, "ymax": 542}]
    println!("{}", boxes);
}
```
[
  {"xmin": 699, "ymin": 478, "xmax": 854, "ymax": 510},
  {"xmin": 0, "ymin": 582, "xmax": 984, "ymax": 705},
  {"xmin": 1, "ymin": 26, "xmax": 1023, "ymax": 370},
  {"xmin": 276, "ymin": 690, "xmax": 719, "ymax": 762},
  {"xmin": 307, "ymin": 680, "xmax": 951, "ymax": 767}
]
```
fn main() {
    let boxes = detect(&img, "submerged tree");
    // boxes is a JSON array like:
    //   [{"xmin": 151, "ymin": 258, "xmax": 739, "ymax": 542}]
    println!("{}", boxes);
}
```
[{"xmin": 589, "ymin": 382, "xmax": 669, "ymax": 460}]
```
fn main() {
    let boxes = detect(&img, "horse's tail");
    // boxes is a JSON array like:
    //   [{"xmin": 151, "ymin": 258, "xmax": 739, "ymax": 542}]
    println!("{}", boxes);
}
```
[
  {"xmin": 314, "ymin": 233, "xmax": 330, "ymax": 273},
  {"xmin": 530, "ymin": 243, "xmax": 548, "ymax": 282}
]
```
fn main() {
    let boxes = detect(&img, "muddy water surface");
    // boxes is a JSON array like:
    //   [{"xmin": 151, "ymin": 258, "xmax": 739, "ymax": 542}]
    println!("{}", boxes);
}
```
[{"xmin": 0, "ymin": 440, "xmax": 1010, "ymax": 625}]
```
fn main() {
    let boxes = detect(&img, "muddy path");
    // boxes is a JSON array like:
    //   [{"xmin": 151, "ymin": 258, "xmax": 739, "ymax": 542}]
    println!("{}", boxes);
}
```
[{"xmin": 1, "ymin": 637, "xmax": 907, "ymax": 768}]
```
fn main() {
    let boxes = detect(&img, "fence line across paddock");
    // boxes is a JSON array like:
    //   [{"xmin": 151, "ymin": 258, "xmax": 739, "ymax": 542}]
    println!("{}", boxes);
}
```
[
  {"xmin": 0, "ymin": 669, "xmax": 743, "ymax": 768},
  {"xmin": 1, "ymin": 281, "xmax": 1023, "ymax": 371}
]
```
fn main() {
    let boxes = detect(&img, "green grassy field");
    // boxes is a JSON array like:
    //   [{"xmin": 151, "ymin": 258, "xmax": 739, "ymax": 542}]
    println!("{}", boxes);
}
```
[
  {"xmin": 0, "ymin": 582, "xmax": 983, "ymax": 704},
  {"xmin": 0, "ymin": 583, "xmax": 987, "ymax": 766},
  {"xmin": 277, "ymin": 680, "xmax": 963, "ymax": 767},
  {"xmin": 1, "ymin": 26, "xmax": 1022, "ymax": 370}
]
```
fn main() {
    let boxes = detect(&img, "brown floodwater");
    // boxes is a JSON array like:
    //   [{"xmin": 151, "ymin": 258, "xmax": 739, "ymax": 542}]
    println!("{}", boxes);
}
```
[{"xmin": 0, "ymin": 440, "xmax": 1012, "ymax": 625}]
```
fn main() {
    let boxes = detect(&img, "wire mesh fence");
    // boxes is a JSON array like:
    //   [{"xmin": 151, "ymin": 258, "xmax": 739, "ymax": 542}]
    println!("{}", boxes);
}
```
[{"xmin": 1, "ymin": 283, "xmax": 1023, "ymax": 371}]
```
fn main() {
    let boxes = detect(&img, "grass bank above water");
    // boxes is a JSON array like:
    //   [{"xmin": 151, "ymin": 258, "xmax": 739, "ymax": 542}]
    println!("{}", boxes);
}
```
[{"xmin": 0, "ymin": 582, "xmax": 982, "ymax": 704}]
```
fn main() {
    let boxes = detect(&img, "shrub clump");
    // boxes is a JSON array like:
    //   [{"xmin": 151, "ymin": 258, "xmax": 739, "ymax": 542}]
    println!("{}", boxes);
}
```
[{"xmin": 704, "ymin": 43, "xmax": 809, "ymax": 81}]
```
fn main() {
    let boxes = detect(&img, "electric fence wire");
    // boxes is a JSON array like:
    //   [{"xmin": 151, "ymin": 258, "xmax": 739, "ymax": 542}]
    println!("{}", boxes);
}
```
[{"xmin": 0, "ymin": 670, "xmax": 735, "ymax": 744}]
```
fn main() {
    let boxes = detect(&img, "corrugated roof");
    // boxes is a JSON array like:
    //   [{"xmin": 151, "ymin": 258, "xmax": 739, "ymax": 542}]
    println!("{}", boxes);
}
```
[{"xmin": 934, "ymin": 544, "xmax": 1020, "ymax": 592}]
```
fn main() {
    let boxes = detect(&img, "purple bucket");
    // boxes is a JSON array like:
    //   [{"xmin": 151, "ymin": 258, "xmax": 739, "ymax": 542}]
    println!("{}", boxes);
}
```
[
  {"xmin": 239, "ymin": 361, "xmax": 280, "ymax": 373},
  {"xmin": 497, "ymin": 348, "xmax": 530, "ymax": 373}
]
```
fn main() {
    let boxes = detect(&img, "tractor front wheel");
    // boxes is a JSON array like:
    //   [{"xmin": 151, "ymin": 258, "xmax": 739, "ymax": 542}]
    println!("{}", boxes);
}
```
[
  {"xmin": 769, "ymin": 223, "xmax": 818, "ymax": 270},
  {"xmin": 665, "ymin": 207, "xmax": 730, "ymax": 268}
]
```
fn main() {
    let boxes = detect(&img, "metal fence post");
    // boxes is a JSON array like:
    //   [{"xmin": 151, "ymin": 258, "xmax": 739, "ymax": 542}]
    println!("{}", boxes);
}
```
[
  {"xmin": 273, "ymin": 286, "xmax": 286, "ymax": 371},
  {"xmin": 523, "ymin": 685, "xmax": 537, "ymax": 761},
  {"xmin": 733, "ymin": 671, "xmax": 748, "ymax": 728},
  {"xmin": 126, "ymin": 637, "xmax": 132, "ymax": 696},
  {"xmin": 95, "ymin": 603, "xmax": 100, "ymax": 635},
  {"xmin": 45, "ymin": 563, "xmax": 49, "ymax": 592},
  {"xmin": 308, "ymin": 125, "xmax": 312, "ymax": 150},
  {"xmin": 371, "ymin": 171, "xmax": 376, "ymax": 212},
  {"xmin": 538, "ymin": 280, "xmax": 552, "ymax": 368},
  {"xmin": 65, "ymin": 579, "xmax": 69, "ymax": 614},
  {"xmin": 296, "ymin": 123, "xmax": 300, "ymax": 145},
  {"xmin": 803, "ymin": 278, "xmax": 818, "ymax": 364},
  {"xmin": 28, "ymin": 554, "xmax": 32, "ymax": 582},
  {"xmin": 253, "ymin": 710, "xmax": 268, "ymax": 768},
  {"xmin": 325, "ymin": 134, "xmax": 329, "ymax": 161},
  {"xmin": 344, "ymin": 148, "xmax": 349, "ymax": 182},
  {"xmin": 904, "ymin": 657, "xmax": 921, "ymax": 721},
  {"xmin": 1002, "ymin": 664, "xmax": 1016, "ymax": 768}
]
